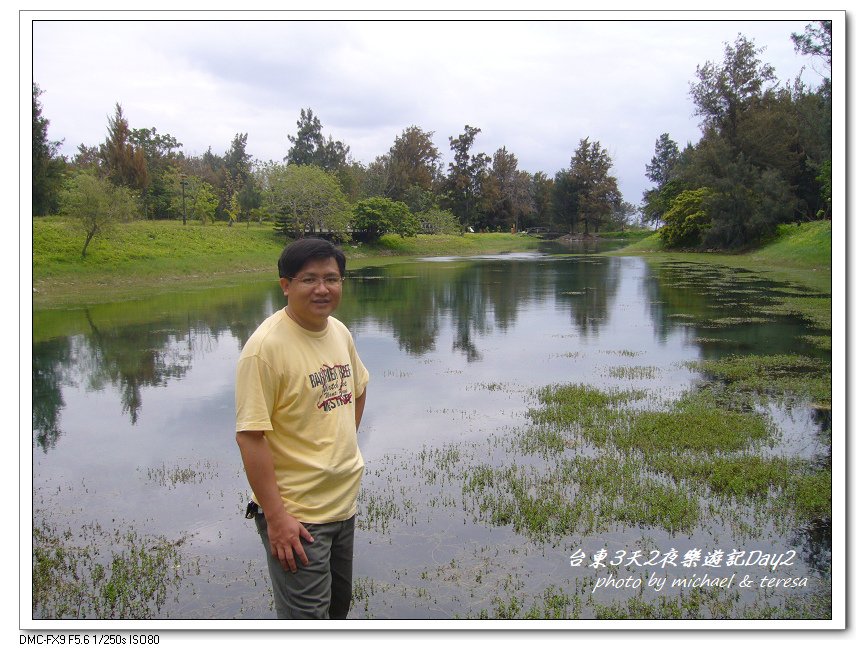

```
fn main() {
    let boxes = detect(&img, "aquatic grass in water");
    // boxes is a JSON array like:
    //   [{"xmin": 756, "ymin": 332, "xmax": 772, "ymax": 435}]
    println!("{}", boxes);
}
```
[
  {"xmin": 462, "ymin": 453, "xmax": 699, "ymax": 540},
  {"xmin": 649, "ymin": 454, "xmax": 798, "ymax": 499},
  {"xmin": 527, "ymin": 383, "xmax": 769, "ymax": 454},
  {"xmin": 789, "ymin": 468, "xmax": 832, "ymax": 522},
  {"xmin": 142, "ymin": 459, "xmax": 218, "ymax": 488},
  {"xmin": 620, "ymin": 403, "xmax": 771, "ymax": 454},
  {"xmin": 607, "ymin": 365, "xmax": 659, "ymax": 380},
  {"xmin": 689, "ymin": 354, "xmax": 831, "ymax": 405},
  {"xmin": 32, "ymin": 513, "xmax": 193, "ymax": 619}
]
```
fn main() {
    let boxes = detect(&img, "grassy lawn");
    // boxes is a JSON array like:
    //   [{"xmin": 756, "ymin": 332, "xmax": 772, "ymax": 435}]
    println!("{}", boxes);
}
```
[
  {"xmin": 30, "ymin": 217, "xmax": 831, "ymax": 307},
  {"xmin": 30, "ymin": 218, "xmax": 540, "ymax": 307},
  {"xmin": 611, "ymin": 221, "xmax": 832, "ymax": 293}
]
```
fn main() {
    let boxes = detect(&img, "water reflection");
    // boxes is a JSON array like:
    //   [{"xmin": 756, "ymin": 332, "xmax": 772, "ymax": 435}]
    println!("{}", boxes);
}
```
[
  {"xmin": 33, "ymin": 254, "xmax": 825, "ymax": 450},
  {"xmin": 30, "ymin": 252, "xmax": 832, "ymax": 619}
]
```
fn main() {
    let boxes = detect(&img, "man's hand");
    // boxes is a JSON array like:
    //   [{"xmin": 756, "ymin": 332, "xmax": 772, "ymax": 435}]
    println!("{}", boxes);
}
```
[
  {"xmin": 265, "ymin": 510, "xmax": 315, "ymax": 573},
  {"xmin": 236, "ymin": 429, "xmax": 316, "ymax": 573}
]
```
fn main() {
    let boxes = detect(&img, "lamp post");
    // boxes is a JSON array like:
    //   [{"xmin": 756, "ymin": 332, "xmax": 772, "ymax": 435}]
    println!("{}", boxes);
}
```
[{"xmin": 180, "ymin": 174, "xmax": 189, "ymax": 225}]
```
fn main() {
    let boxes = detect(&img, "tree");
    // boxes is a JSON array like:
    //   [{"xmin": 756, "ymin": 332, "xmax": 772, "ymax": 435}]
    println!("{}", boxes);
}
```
[
  {"xmin": 217, "ymin": 133, "xmax": 256, "ymax": 225},
  {"xmin": 642, "ymin": 178, "xmax": 685, "ymax": 229},
  {"xmin": 352, "ymin": 197, "xmax": 417, "ymax": 241},
  {"xmin": 384, "ymin": 125, "xmax": 442, "ymax": 203},
  {"xmin": 703, "ymin": 161, "xmax": 795, "ymax": 249},
  {"xmin": 658, "ymin": 188, "xmax": 712, "ymax": 248},
  {"xmin": 285, "ymin": 108, "xmax": 350, "ymax": 174},
  {"xmin": 444, "ymin": 125, "xmax": 490, "ymax": 229},
  {"xmin": 184, "ymin": 147, "xmax": 229, "ymax": 221},
  {"xmin": 32, "ymin": 83, "xmax": 66, "ymax": 216},
  {"xmin": 792, "ymin": 21, "xmax": 832, "ymax": 70},
  {"xmin": 129, "ymin": 126, "xmax": 182, "ymax": 218},
  {"xmin": 417, "ymin": 208, "xmax": 461, "ymax": 235},
  {"xmin": 237, "ymin": 178, "xmax": 263, "ymax": 227},
  {"xmin": 60, "ymin": 172, "xmax": 137, "ymax": 257},
  {"xmin": 689, "ymin": 34, "xmax": 777, "ymax": 150},
  {"xmin": 645, "ymin": 133, "xmax": 681, "ymax": 188},
  {"xmin": 189, "ymin": 178, "xmax": 219, "ymax": 224},
  {"xmin": 100, "ymin": 103, "xmax": 148, "ymax": 194},
  {"xmin": 286, "ymin": 108, "xmax": 323, "ymax": 166},
  {"xmin": 609, "ymin": 200, "xmax": 638, "ymax": 232},
  {"xmin": 479, "ymin": 147, "xmax": 533, "ymax": 231},
  {"xmin": 226, "ymin": 191, "xmax": 240, "ymax": 227},
  {"xmin": 267, "ymin": 164, "xmax": 350, "ymax": 241},
  {"xmin": 531, "ymin": 172, "xmax": 555, "ymax": 230},
  {"xmin": 161, "ymin": 165, "xmax": 188, "ymax": 222},
  {"xmin": 554, "ymin": 138, "xmax": 619, "ymax": 234},
  {"xmin": 790, "ymin": 23, "xmax": 832, "ymax": 220},
  {"xmin": 671, "ymin": 33, "xmax": 827, "ymax": 248},
  {"xmin": 816, "ymin": 159, "xmax": 831, "ymax": 219},
  {"xmin": 72, "ymin": 144, "xmax": 100, "ymax": 171},
  {"xmin": 362, "ymin": 155, "xmax": 390, "ymax": 199},
  {"xmin": 225, "ymin": 133, "xmax": 252, "ymax": 189},
  {"xmin": 641, "ymin": 134, "xmax": 682, "ymax": 228}
]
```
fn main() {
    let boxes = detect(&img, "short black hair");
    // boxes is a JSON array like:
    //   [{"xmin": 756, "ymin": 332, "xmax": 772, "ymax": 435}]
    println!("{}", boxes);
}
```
[{"xmin": 277, "ymin": 238, "xmax": 347, "ymax": 279}]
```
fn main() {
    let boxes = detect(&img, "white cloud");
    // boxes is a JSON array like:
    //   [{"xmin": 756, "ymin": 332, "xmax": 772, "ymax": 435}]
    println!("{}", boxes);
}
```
[{"xmin": 30, "ymin": 15, "xmax": 829, "ymax": 206}]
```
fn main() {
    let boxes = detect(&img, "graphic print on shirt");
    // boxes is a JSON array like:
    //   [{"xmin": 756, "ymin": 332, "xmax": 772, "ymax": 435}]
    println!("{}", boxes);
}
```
[{"xmin": 308, "ymin": 363, "xmax": 353, "ymax": 413}]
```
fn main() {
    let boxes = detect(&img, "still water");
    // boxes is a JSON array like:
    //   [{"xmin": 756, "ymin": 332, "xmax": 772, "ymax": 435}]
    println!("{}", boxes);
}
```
[{"xmin": 31, "ymin": 250, "xmax": 831, "ymax": 620}]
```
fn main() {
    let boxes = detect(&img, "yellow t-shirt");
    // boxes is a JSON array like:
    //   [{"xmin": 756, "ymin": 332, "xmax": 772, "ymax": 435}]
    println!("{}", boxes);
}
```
[{"xmin": 235, "ymin": 309, "xmax": 369, "ymax": 524}]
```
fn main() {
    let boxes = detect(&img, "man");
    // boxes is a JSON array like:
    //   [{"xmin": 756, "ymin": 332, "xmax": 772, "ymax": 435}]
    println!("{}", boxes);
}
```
[{"xmin": 235, "ymin": 238, "xmax": 369, "ymax": 619}]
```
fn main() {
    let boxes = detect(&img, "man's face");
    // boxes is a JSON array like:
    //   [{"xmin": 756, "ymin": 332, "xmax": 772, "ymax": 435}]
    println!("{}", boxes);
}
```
[{"xmin": 280, "ymin": 257, "xmax": 343, "ymax": 331}]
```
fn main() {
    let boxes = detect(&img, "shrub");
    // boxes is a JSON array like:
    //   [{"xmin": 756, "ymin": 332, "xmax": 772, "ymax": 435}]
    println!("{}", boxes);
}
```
[{"xmin": 658, "ymin": 187, "xmax": 712, "ymax": 249}]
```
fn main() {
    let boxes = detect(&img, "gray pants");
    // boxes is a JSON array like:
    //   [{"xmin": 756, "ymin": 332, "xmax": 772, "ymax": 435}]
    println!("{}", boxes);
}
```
[{"xmin": 254, "ymin": 512, "xmax": 355, "ymax": 619}]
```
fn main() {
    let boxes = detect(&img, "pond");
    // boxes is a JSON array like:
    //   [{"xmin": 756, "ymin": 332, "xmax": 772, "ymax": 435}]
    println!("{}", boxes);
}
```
[{"xmin": 31, "ymin": 249, "xmax": 832, "ymax": 621}]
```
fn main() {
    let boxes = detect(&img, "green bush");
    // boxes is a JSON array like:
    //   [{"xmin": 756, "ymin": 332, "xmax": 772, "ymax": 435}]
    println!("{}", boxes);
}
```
[
  {"xmin": 418, "ymin": 208, "xmax": 462, "ymax": 235},
  {"xmin": 352, "ymin": 197, "xmax": 414, "ymax": 241},
  {"xmin": 658, "ymin": 187, "xmax": 712, "ymax": 249}
]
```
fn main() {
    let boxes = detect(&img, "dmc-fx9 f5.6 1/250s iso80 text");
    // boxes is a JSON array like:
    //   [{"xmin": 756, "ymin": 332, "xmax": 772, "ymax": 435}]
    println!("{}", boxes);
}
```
[{"xmin": 20, "ymin": 635, "xmax": 159, "ymax": 646}]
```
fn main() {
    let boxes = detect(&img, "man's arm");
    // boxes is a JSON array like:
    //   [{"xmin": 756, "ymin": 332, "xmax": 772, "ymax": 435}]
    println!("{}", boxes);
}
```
[
  {"xmin": 235, "ymin": 430, "xmax": 314, "ymax": 572},
  {"xmin": 355, "ymin": 389, "xmax": 367, "ymax": 430}
]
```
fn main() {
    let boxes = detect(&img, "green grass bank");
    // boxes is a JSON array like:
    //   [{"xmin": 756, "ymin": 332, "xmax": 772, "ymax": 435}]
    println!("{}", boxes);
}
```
[
  {"xmin": 30, "ymin": 218, "xmax": 539, "ymax": 307},
  {"xmin": 30, "ymin": 218, "xmax": 831, "ymax": 307},
  {"xmin": 613, "ymin": 221, "xmax": 832, "ymax": 291}
]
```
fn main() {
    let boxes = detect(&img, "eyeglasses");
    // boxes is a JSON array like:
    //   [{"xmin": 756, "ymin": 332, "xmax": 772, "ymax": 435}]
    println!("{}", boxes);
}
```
[{"xmin": 290, "ymin": 274, "xmax": 344, "ymax": 288}]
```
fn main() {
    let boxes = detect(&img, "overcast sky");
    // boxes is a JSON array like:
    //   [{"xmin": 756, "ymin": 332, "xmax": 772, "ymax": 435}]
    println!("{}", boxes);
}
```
[{"xmin": 30, "ymin": 14, "xmax": 831, "ymax": 208}]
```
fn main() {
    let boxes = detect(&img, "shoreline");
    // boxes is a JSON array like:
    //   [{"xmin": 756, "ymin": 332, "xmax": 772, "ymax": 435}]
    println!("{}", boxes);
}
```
[{"xmin": 30, "ymin": 222, "xmax": 831, "ymax": 308}]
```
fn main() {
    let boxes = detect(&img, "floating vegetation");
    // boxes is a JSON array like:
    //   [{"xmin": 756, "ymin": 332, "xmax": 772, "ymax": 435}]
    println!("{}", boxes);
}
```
[
  {"xmin": 461, "ymin": 457, "xmax": 699, "ymax": 540},
  {"xmin": 796, "ymin": 334, "xmax": 831, "ymax": 353},
  {"xmin": 383, "ymin": 369, "xmax": 413, "ymax": 378},
  {"xmin": 701, "ymin": 316, "xmax": 775, "ymax": 328},
  {"xmin": 602, "ymin": 349, "xmax": 643, "ymax": 357},
  {"xmin": 688, "ymin": 354, "xmax": 831, "ymax": 406},
  {"xmin": 356, "ymin": 485, "xmax": 418, "ymax": 534},
  {"xmin": 607, "ymin": 365, "xmax": 659, "ymax": 381},
  {"xmin": 467, "ymin": 381, "xmax": 520, "ymax": 393},
  {"xmin": 32, "ymin": 513, "xmax": 195, "ymax": 619},
  {"xmin": 754, "ymin": 295, "xmax": 830, "ymax": 330},
  {"xmin": 462, "ymin": 575, "xmax": 830, "ymax": 620},
  {"xmin": 142, "ymin": 459, "xmax": 218, "ymax": 489},
  {"xmin": 549, "ymin": 351, "xmax": 582, "ymax": 360}
]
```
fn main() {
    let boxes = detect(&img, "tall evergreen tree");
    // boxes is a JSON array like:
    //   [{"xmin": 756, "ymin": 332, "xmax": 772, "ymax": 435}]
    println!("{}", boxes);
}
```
[
  {"xmin": 480, "ymin": 147, "xmax": 532, "ymax": 231},
  {"xmin": 384, "ymin": 125, "xmax": 442, "ymax": 203},
  {"xmin": 641, "ymin": 133, "xmax": 682, "ymax": 227},
  {"xmin": 444, "ymin": 125, "xmax": 490, "ymax": 229},
  {"xmin": 554, "ymin": 138, "xmax": 619, "ymax": 235},
  {"xmin": 100, "ymin": 103, "xmax": 148, "ymax": 194},
  {"xmin": 32, "ymin": 83, "xmax": 65, "ymax": 216},
  {"xmin": 689, "ymin": 34, "xmax": 777, "ymax": 152},
  {"xmin": 285, "ymin": 108, "xmax": 350, "ymax": 173},
  {"xmin": 129, "ymin": 126, "xmax": 182, "ymax": 218}
]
